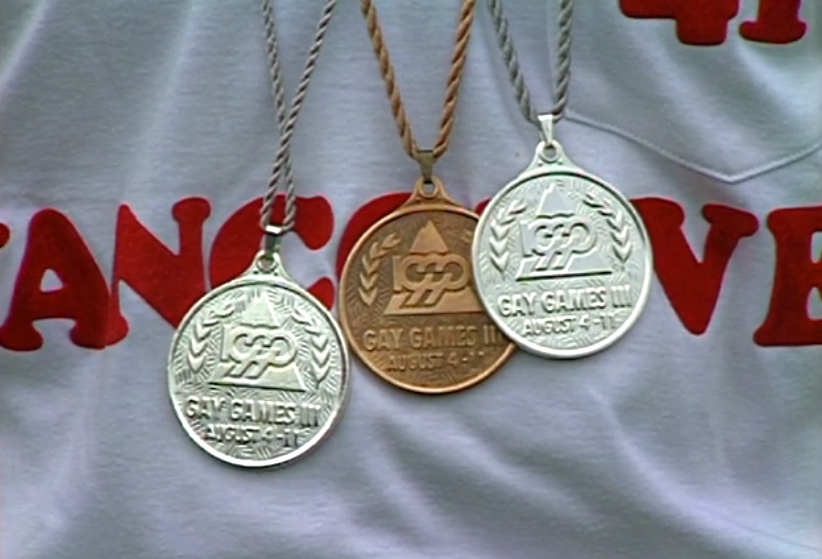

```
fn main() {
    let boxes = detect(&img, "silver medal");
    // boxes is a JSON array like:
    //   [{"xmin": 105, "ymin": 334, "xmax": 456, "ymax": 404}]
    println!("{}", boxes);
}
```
[
  {"xmin": 473, "ymin": 132, "xmax": 652, "ymax": 358},
  {"xmin": 164, "ymin": 0, "xmax": 348, "ymax": 466},
  {"xmin": 478, "ymin": 0, "xmax": 653, "ymax": 357},
  {"xmin": 168, "ymin": 251, "xmax": 349, "ymax": 467}
]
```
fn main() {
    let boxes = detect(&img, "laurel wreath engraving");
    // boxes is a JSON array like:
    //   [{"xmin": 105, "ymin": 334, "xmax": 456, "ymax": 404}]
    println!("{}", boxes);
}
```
[
  {"xmin": 582, "ymin": 193, "xmax": 632, "ymax": 265},
  {"xmin": 358, "ymin": 233, "xmax": 400, "ymax": 306},
  {"xmin": 488, "ymin": 200, "xmax": 526, "ymax": 274},
  {"xmin": 293, "ymin": 308, "xmax": 331, "ymax": 385},
  {"xmin": 181, "ymin": 303, "xmax": 232, "ymax": 384},
  {"xmin": 187, "ymin": 311, "xmax": 217, "ymax": 373}
]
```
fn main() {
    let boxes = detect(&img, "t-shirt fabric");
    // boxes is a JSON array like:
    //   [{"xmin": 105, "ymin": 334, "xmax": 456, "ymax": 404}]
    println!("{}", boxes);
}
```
[{"xmin": 0, "ymin": 1, "xmax": 820, "ymax": 558}]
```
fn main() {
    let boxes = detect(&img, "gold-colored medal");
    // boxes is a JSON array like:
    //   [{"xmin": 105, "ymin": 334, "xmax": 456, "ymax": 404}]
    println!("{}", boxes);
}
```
[
  {"xmin": 340, "ymin": 178, "xmax": 513, "ymax": 393},
  {"xmin": 339, "ymin": 0, "xmax": 514, "ymax": 394}
]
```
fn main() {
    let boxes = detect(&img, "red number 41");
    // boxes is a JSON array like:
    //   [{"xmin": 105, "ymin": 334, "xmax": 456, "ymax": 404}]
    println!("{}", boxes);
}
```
[{"xmin": 621, "ymin": 0, "xmax": 807, "ymax": 46}]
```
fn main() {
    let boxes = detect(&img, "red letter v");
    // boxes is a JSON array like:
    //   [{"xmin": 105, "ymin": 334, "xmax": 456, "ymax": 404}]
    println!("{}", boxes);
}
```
[{"xmin": 633, "ymin": 198, "xmax": 758, "ymax": 334}]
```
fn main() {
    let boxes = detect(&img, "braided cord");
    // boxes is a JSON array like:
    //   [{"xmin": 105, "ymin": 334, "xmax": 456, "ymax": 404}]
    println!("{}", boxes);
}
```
[
  {"xmin": 486, "ymin": 0, "xmax": 574, "ymax": 126},
  {"xmin": 259, "ymin": 0, "xmax": 338, "ymax": 233},
  {"xmin": 360, "ymin": 0, "xmax": 477, "ymax": 168}
]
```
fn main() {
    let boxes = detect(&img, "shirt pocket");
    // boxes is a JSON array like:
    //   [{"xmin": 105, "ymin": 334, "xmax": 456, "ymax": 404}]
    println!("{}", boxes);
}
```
[{"xmin": 545, "ymin": 1, "xmax": 822, "ymax": 183}]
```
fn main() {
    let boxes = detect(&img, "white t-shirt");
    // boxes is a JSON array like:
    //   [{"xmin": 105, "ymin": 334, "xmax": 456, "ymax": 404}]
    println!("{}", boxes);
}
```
[{"xmin": 0, "ymin": 1, "xmax": 819, "ymax": 558}]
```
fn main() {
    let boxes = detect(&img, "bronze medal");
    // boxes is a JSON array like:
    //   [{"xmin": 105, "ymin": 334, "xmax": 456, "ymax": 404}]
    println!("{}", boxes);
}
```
[
  {"xmin": 347, "ymin": 0, "xmax": 514, "ymax": 392},
  {"xmin": 340, "ymin": 178, "xmax": 514, "ymax": 393}
]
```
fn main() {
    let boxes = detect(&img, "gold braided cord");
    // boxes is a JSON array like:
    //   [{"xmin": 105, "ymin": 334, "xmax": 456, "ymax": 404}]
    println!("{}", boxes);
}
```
[{"xmin": 360, "ymin": 0, "xmax": 476, "ymax": 164}]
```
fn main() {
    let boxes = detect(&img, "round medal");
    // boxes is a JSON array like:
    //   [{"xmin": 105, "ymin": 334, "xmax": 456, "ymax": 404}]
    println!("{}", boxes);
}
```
[
  {"xmin": 340, "ymin": 178, "xmax": 514, "ymax": 393},
  {"xmin": 473, "ymin": 143, "xmax": 653, "ymax": 358},
  {"xmin": 165, "ymin": 0, "xmax": 348, "ymax": 466},
  {"xmin": 168, "ymin": 255, "xmax": 350, "ymax": 467}
]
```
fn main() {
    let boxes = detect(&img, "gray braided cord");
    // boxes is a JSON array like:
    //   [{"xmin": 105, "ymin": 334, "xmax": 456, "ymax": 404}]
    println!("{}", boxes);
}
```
[
  {"xmin": 486, "ymin": 0, "xmax": 574, "ymax": 125},
  {"xmin": 552, "ymin": 0, "xmax": 573, "ymax": 120},
  {"xmin": 259, "ymin": 0, "xmax": 338, "ymax": 233},
  {"xmin": 260, "ymin": 0, "xmax": 295, "ymax": 230}
]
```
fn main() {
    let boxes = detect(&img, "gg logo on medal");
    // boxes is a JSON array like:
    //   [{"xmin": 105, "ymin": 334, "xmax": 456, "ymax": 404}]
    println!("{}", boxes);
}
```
[
  {"xmin": 474, "ymin": 168, "xmax": 652, "ymax": 358},
  {"xmin": 340, "ymin": 201, "xmax": 513, "ymax": 393}
]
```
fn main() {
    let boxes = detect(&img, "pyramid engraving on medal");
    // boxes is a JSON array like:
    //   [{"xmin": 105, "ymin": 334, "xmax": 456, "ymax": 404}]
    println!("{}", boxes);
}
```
[
  {"xmin": 384, "ymin": 220, "xmax": 482, "ymax": 315},
  {"xmin": 209, "ymin": 294, "xmax": 306, "ymax": 391},
  {"xmin": 516, "ymin": 183, "xmax": 612, "ymax": 280}
]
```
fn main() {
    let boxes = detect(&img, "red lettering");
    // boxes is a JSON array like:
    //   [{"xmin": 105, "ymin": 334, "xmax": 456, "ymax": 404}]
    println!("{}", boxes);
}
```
[
  {"xmin": 106, "ymin": 199, "xmax": 210, "ymax": 340},
  {"xmin": 755, "ymin": 206, "xmax": 822, "ymax": 345},
  {"xmin": 0, "ymin": 223, "xmax": 9, "ymax": 248},
  {"xmin": 740, "ymin": 0, "xmax": 806, "ymax": 44},
  {"xmin": 620, "ymin": 0, "xmax": 739, "ymax": 46},
  {"xmin": 209, "ymin": 195, "xmax": 335, "ymax": 307},
  {"xmin": 335, "ymin": 192, "xmax": 409, "ymax": 278},
  {"xmin": 476, "ymin": 199, "xmax": 490, "ymax": 216},
  {"xmin": 307, "ymin": 277, "xmax": 336, "ymax": 310},
  {"xmin": 633, "ymin": 198, "xmax": 758, "ymax": 334},
  {"xmin": 0, "ymin": 210, "xmax": 111, "ymax": 351}
]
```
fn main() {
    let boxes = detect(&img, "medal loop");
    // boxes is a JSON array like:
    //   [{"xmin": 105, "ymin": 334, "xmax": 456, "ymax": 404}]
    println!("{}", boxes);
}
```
[
  {"xmin": 410, "ymin": 175, "xmax": 452, "ymax": 202},
  {"xmin": 254, "ymin": 248, "xmax": 281, "ymax": 274},
  {"xmin": 537, "ymin": 114, "xmax": 561, "ymax": 163},
  {"xmin": 417, "ymin": 149, "xmax": 435, "ymax": 183},
  {"xmin": 256, "ymin": 224, "xmax": 287, "ymax": 275},
  {"xmin": 263, "ymin": 223, "xmax": 285, "ymax": 252},
  {"xmin": 538, "ymin": 114, "xmax": 554, "ymax": 146}
]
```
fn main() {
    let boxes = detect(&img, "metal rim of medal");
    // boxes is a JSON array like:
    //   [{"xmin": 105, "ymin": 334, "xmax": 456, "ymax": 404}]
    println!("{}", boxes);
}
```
[
  {"xmin": 167, "ymin": 273, "xmax": 351, "ymax": 468},
  {"xmin": 472, "ymin": 147, "xmax": 653, "ymax": 359}
]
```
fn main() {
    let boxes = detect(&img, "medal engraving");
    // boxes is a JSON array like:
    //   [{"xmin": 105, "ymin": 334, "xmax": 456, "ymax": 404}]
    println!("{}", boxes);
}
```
[
  {"xmin": 340, "ymin": 178, "xmax": 514, "ymax": 393},
  {"xmin": 473, "ymin": 144, "xmax": 652, "ymax": 358},
  {"xmin": 168, "ymin": 258, "xmax": 349, "ymax": 467}
]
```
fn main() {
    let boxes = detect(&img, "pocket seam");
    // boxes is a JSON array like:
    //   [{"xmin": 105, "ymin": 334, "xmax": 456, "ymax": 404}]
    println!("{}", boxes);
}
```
[{"xmin": 567, "ymin": 110, "xmax": 822, "ymax": 184}]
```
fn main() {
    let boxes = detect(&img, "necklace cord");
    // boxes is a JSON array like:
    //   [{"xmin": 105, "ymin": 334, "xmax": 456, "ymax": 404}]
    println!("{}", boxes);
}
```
[
  {"xmin": 360, "ymin": 0, "xmax": 476, "ymax": 173},
  {"xmin": 259, "ymin": 0, "xmax": 338, "ymax": 236},
  {"xmin": 486, "ymin": 0, "xmax": 573, "ymax": 127}
]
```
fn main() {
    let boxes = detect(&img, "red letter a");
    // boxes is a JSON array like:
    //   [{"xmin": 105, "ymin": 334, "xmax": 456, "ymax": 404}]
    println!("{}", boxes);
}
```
[
  {"xmin": 633, "ymin": 198, "xmax": 758, "ymax": 334},
  {"xmin": 0, "ymin": 210, "xmax": 111, "ymax": 351}
]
